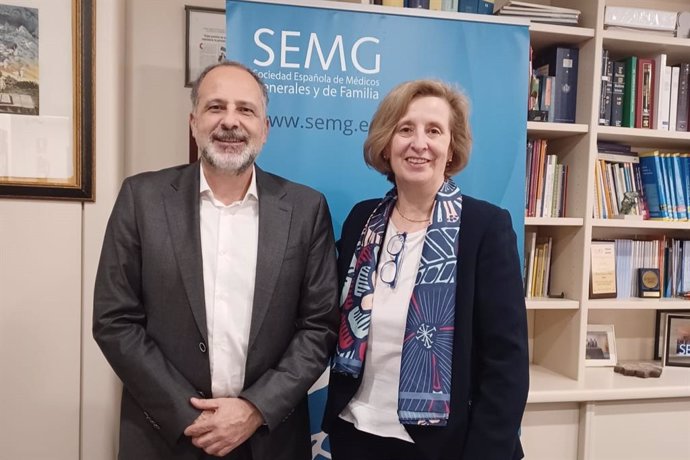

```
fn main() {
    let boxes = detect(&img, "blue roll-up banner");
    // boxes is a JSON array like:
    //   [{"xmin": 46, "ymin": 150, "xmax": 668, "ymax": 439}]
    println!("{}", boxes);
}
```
[{"xmin": 226, "ymin": 1, "xmax": 528, "ymax": 458}]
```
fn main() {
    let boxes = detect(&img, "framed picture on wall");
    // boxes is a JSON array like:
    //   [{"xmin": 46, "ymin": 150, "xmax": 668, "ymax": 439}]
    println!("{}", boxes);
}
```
[
  {"xmin": 585, "ymin": 324, "xmax": 617, "ymax": 367},
  {"xmin": 654, "ymin": 309, "xmax": 690, "ymax": 360},
  {"xmin": 185, "ymin": 6, "xmax": 226, "ymax": 87},
  {"xmin": 662, "ymin": 313, "xmax": 690, "ymax": 367},
  {"xmin": 0, "ymin": 0, "xmax": 95, "ymax": 201}
]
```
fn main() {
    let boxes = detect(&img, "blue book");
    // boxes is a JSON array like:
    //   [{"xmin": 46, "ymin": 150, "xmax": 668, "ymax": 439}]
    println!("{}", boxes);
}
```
[
  {"xmin": 672, "ymin": 153, "xmax": 688, "ymax": 220},
  {"xmin": 458, "ymin": 0, "xmax": 477, "ymax": 13},
  {"xmin": 638, "ymin": 151, "xmax": 668, "ymax": 219},
  {"xmin": 477, "ymin": 0, "xmax": 494, "ymax": 14},
  {"xmin": 680, "ymin": 153, "xmax": 690, "ymax": 218},
  {"xmin": 661, "ymin": 153, "xmax": 678, "ymax": 219}
]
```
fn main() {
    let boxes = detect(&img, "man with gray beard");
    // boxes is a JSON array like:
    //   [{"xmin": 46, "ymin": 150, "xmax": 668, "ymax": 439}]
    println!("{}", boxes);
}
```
[{"xmin": 93, "ymin": 61, "xmax": 339, "ymax": 460}]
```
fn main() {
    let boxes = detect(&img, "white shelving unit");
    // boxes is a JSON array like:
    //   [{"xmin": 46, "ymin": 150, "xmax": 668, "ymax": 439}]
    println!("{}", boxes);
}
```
[{"xmin": 336, "ymin": 1, "xmax": 690, "ymax": 458}]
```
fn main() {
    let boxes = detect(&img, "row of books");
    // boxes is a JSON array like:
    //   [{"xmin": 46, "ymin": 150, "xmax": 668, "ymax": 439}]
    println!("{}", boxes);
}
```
[
  {"xmin": 371, "ymin": 0, "xmax": 494, "ymax": 13},
  {"xmin": 494, "ymin": 0, "xmax": 580, "ymax": 25},
  {"xmin": 593, "ymin": 143, "xmax": 690, "ymax": 221},
  {"xmin": 524, "ymin": 232, "xmax": 552, "ymax": 298},
  {"xmin": 612, "ymin": 238, "xmax": 690, "ymax": 299},
  {"xmin": 593, "ymin": 142, "xmax": 646, "ymax": 219},
  {"xmin": 599, "ymin": 52, "xmax": 690, "ymax": 131},
  {"xmin": 528, "ymin": 46, "xmax": 579, "ymax": 123},
  {"xmin": 594, "ymin": 155, "xmax": 644, "ymax": 220},
  {"xmin": 525, "ymin": 139, "xmax": 568, "ymax": 218},
  {"xmin": 639, "ymin": 150, "xmax": 690, "ymax": 221}
]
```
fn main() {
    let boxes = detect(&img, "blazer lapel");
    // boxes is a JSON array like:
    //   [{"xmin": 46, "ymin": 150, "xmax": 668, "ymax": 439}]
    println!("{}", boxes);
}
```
[
  {"xmin": 248, "ymin": 167, "xmax": 292, "ymax": 350},
  {"xmin": 163, "ymin": 162, "xmax": 208, "ymax": 343}
]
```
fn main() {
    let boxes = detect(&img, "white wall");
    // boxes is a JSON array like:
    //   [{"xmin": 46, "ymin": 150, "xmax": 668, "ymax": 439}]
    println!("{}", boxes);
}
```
[{"xmin": 125, "ymin": 0, "xmax": 224, "ymax": 174}]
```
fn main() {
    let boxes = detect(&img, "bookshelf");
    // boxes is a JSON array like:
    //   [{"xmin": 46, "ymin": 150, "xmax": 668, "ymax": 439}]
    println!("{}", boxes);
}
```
[{"xmin": 337, "ymin": 1, "xmax": 690, "ymax": 458}]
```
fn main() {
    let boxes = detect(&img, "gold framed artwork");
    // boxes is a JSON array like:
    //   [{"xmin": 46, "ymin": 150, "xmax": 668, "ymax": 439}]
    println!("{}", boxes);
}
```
[{"xmin": 0, "ymin": 0, "xmax": 94, "ymax": 201}]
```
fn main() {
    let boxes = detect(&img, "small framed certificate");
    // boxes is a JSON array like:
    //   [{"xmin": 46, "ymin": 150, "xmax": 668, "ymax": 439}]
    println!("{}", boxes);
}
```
[
  {"xmin": 185, "ymin": 6, "xmax": 226, "ymax": 87},
  {"xmin": 589, "ymin": 240, "xmax": 617, "ymax": 299}
]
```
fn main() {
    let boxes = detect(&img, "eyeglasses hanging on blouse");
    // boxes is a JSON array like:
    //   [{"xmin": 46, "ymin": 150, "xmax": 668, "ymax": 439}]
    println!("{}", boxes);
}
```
[{"xmin": 379, "ymin": 232, "xmax": 407, "ymax": 289}]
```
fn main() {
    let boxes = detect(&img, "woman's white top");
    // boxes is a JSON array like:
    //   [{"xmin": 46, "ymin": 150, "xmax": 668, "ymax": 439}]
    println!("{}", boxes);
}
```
[{"xmin": 339, "ymin": 220, "xmax": 426, "ymax": 443}]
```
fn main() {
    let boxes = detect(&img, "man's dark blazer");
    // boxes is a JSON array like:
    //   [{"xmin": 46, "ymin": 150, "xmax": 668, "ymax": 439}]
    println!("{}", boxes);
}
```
[
  {"xmin": 93, "ymin": 162, "xmax": 339, "ymax": 460},
  {"xmin": 323, "ymin": 195, "xmax": 529, "ymax": 460}
]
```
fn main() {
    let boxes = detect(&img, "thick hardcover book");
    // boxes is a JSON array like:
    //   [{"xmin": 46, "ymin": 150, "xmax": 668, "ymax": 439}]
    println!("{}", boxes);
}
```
[
  {"xmin": 610, "ymin": 61, "xmax": 626, "ymax": 127},
  {"xmin": 599, "ymin": 49, "xmax": 611, "ymax": 125},
  {"xmin": 621, "ymin": 56, "xmax": 637, "ymax": 128},
  {"xmin": 676, "ymin": 63, "xmax": 690, "ymax": 131},
  {"xmin": 534, "ymin": 46, "xmax": 579, "ymax": 123},
  {"xmin": 635, "ymin": 58, "xmax": 655, "ymax": 129}
]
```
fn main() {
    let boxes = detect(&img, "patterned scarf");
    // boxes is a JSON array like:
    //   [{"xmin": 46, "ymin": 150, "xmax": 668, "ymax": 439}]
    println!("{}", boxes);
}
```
[{"xmin": 333, "ymin": 179, "xmax": 462, "ymax": 426}]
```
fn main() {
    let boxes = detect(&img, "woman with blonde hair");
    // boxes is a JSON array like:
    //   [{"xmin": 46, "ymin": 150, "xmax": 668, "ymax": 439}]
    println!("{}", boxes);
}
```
[{"xmin": 323, "ymin": 79, "xmax": 529, "ymax": 460}]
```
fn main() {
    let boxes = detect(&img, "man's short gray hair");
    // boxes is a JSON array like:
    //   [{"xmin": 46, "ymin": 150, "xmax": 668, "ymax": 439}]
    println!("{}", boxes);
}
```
[{"xmin": 190, "ymin": 61, "xmax": 269, "ymax": 111}]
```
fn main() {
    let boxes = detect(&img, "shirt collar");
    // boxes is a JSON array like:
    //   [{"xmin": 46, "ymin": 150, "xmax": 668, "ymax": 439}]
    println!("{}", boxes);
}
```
[{"xmin": 199, "ymin": 164, "xmax": 258, "ymax": 205}]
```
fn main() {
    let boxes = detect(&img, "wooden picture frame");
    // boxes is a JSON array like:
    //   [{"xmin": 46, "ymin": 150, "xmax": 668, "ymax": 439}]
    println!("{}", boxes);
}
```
[
  {"xmin": 585, "ymin": 324, "xmax": 617, "ymax": 367},
  {"xmin": 654, "ymin": 309, "xmax": 690, "ymax": 360},
  {"xmin": 0, "ymin": 0, "xmax": 95, "ymax": 201},
  {"xmin": 184, "ymin": 6, "xmax": 225, "ymax": 87},
  {"xmin": 662, "ymin": 313, "xmax": 690, "ymax": 368}
]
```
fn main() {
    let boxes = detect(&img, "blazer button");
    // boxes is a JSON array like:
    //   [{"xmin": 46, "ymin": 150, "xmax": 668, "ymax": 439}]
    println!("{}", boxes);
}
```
[{"xmin": 199, "ymin": 342, "xmax": 207, "ymax": 353}]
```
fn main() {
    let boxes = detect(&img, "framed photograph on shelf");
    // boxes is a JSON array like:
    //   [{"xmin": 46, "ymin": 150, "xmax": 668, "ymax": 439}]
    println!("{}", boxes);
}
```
[
  {"xmin": 662, "ymin": 313, "xmax": 690, "ymax": 367},
  {"xmin": 585, "ymin": 324, "xmax": 617, "ymax": 367},
  {"xmin": 589, "ymin": 240, "xmax": 617, "ymax": 299},
  {"xmin": 185, "ymin": 6, "xmax": 226, "ymax": 87},
  {"xmin": 654, "ymin": 309, "xmax": 690, "ymax": 360},
  {"xmin": 0, "ymin": 0, "xmax": 95, "ymax": 201}
]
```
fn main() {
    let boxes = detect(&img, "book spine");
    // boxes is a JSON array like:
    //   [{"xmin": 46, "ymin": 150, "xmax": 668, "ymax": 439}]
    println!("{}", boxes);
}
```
[
  {"xmin": 458, "ymin": 0, "xmax": 477, "ymax": 13},
  {"xmin": 684, "ymin": 153, "xmax": 690, "ymax": 220},
  {"xmin": 638, "ymin": 153, "xmax": 666, "ymax": 219},
  {"xmin": 635, "ymin": 58, "xmax": 655, "ymax": 129},
  {"xmin": 658, "ymin": 153, "xmax": 675, "ymax": 219},
  {"xmin": 599, "ymin": 49, "xmax": 610, "ymax": 125},
  {"xmin": 653, "ymin": 54, "xmax": 669, "ymax": 129},
  {"xmin": 656, "ymin": 65, "xmax": 672, "ymax": 130},
  {"xmin": 622, "ymin": 56, "xmax": 637, "ymax": 128},
  {"xmin": 669, "ymin": 66, "xmax": 680, "ymax": 132},
  {"xmin": 477, "ymin": 0, "xmax": 494, "ymax": 14},
  {"xmin": 676, "ymin": 63, "xmax": 690, "ymax": 131},
  {"xmin": 672, "ymin": 153, "xmax": 688, "ymax": 219},
  {"xmin": 661, "ymin": 153, "xmax": 677, "ymax": 219},
  {"xmin": 610, "ymin": 61, "xmax": 625, "ymax": 127}
]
